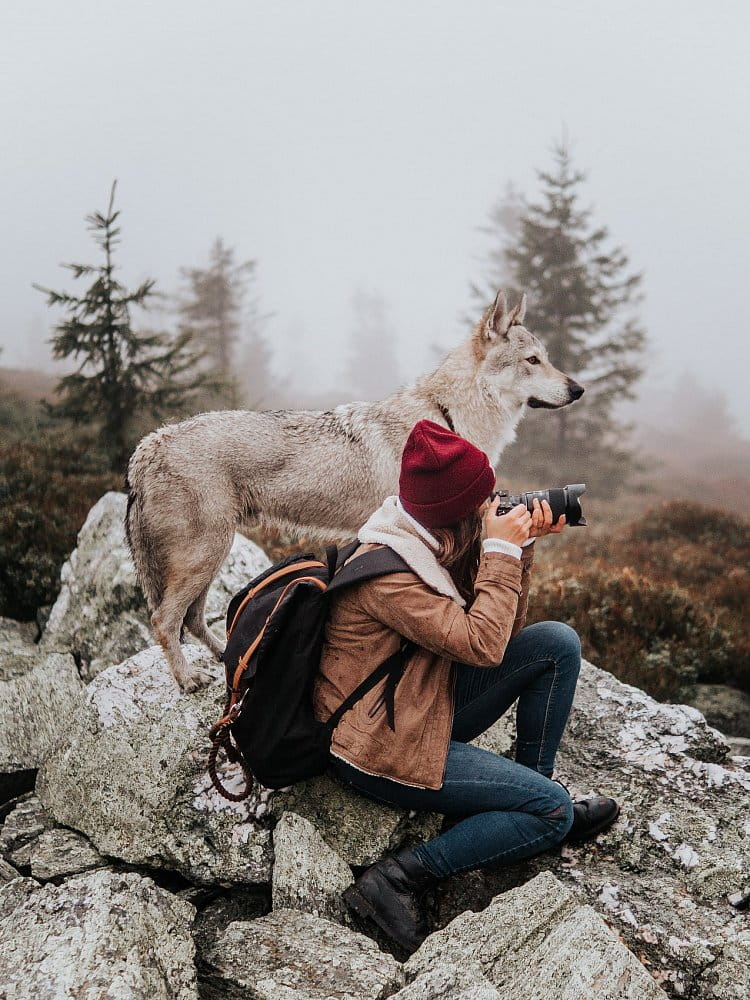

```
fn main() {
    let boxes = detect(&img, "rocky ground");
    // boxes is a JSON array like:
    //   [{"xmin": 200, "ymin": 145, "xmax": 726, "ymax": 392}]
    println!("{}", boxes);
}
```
[{"xmin": 1, "ymin": 492, "xmax": 748, "ymax": 999}]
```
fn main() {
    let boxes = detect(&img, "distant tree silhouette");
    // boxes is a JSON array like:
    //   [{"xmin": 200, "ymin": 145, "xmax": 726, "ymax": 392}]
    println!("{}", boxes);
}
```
[
  {"xmin": 35, "ymin": 182, "xmax": 213, "ymax": 472},
  {"xmin": 178, "ymin": 238, "xmax": 270, "ymax": 408},
  {"xmin": 344, "ymin": 288, "xmax": 401, "ymax": 401},
  {"xmin": 472, "ymin": 143, "xmax": 646, "ymax": 497}
]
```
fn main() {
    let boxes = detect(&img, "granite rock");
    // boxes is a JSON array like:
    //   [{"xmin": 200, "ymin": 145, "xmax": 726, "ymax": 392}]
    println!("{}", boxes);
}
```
[
  {"xmin": 198, "ymin": 907, "xmax": 404, "ymax": 999},
  {"xmin": 271, "ymin": 811, "xmax": 354, "ymax": 922},
  {"xmin": 410, "ymin": 870, "xmax": 666, "ymax": 999},
  {"xmin": 0, "ymin": 868, "xmax": 198, "ymax": 999},
  {"xmin": 36, "ymin": 645, "xmax": 272, "ymax": 885}
]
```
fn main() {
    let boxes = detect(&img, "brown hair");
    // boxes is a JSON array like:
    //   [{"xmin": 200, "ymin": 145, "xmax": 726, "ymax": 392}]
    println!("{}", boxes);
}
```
[{"xmin": 432, "ymin": 510, "xmax": 483, "ymax": 605}]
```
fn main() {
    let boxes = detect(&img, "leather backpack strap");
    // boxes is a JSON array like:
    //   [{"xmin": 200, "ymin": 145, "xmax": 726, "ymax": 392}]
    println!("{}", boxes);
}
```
[
  {"xmin": 323, "ymin": 544, "xmax": 415, "ymax": 733},
  {"xmin": 323, "ymin": 638, "xmax": 416, "ymax": 735},
  {"xmin": 325, "ymin": 545, "xmax": 410, "ymax": 595}
]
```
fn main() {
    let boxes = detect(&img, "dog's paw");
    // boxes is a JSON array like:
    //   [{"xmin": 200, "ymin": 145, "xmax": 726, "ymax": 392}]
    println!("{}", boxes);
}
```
[{"xmin": 177, "ymin": 665, "xmax": 216, "ymax": 693}]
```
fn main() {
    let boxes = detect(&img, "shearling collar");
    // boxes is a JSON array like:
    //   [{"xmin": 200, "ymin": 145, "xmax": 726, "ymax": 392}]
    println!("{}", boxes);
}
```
[{"xmin": 358, "ymin": 496, "xmax": 465, "ymax": 607}]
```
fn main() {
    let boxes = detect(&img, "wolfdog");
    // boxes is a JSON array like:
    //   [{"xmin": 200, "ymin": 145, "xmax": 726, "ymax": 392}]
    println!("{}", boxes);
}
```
[{"xmin": 126, "ymin": 290, "xmax": 583, "ymax": 692}]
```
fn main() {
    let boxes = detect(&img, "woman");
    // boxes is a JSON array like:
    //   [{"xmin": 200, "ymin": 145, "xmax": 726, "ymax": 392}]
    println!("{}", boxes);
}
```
[{"xmin": 313, "ymin": 419, "xmax": 619, "ymax": 952}]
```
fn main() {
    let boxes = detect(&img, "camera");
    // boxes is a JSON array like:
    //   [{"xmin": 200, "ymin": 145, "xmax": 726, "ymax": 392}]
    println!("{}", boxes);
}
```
[{"xmin": 491, "ymin": 484, "xmax": 587, "ymax": 527}]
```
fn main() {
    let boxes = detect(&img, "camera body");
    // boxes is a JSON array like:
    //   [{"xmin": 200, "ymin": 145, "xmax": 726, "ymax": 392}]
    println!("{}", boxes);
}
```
[{"xmin": 491, "ymin": 484, "xmax": 587, "ymax": 527}]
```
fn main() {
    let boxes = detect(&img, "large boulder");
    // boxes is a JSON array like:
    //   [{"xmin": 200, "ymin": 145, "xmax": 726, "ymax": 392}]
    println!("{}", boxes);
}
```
[
  {"xmin": 438, "ymin": 660, "xmax": 750, "ymax": 998},
  {"xmin": 40, "ymin": 491, "xmax": 271, "ymax": 680},
  {"xmin": 36, "ymin": 645, "xmax": 273, "ymax": 885},
  {"xmin": 408, "ymin": 870, "xmax": 666, "ymax": 999},
  {"xmin": 389, "ymin": 964, "xmax": 501, "ymax": 999},
  {"xmin": 271, "ymin": 811, "xmax": 354, "ymax": 922},
  {"xmin": 0, "ymin": 646, "xmax": 83, "ymax": 801},
  {"xmin": 0, "ymin": 793, "xmax": 105, "ymax": 881},
  {"xmin": 274, "ymin": 774, "xmax": 443, "ymax": 867},
  {"xmin": 0, "ymin": 869, "xmax": 198, "ymax": 999},
  {"xmin": 197, "ymin": 907, "xmax": 404, "ymax": 999}
]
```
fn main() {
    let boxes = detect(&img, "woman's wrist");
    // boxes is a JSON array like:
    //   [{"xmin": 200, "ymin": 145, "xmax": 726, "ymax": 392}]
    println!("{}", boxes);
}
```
[{"xmin": 482, "ymin": 537, "xmax": 523, "ymax": 560}]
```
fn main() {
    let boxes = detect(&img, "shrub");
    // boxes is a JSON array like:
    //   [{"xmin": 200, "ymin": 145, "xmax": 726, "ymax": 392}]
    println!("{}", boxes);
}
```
[
  {"xmin": 529, "ymin": 563, "xmax": 731, "ymax": 701},
  {"xmin": 0, "ymin": 432, "xmax": 120, "ymax": 620},
  {"xmin": 627, "ymin": 500, "xmax": 750, "ymax": 550},
  {"xmin": 529, "ymin": 500, "xmax": 750, "ymax": 700}
]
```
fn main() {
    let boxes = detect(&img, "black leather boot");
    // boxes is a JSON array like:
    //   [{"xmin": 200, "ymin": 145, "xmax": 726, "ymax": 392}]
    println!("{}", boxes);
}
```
[
  {"xmin": 342, "ymin": 847, "xmax": 438, "ymax": 953},
  {"xmin": 553, "ymin": 777, "xmax": 620, "ymax": 843}
]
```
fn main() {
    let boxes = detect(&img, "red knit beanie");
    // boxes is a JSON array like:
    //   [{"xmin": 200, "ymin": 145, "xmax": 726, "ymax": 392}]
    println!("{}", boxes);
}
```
[{"xmin": 399, "ymin": 420, "xmax": 496, "ymax": 528}]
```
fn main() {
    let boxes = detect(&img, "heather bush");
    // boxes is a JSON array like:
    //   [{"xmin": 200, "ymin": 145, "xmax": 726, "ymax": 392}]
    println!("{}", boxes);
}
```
[
  {"xmin": 529, "ymin": 564, "xmax": 730, "ymax": 700},
  {"xmin": 628, "ymin": 500, "xmax": 750, "ymax": 550},
  {"xmin": 0, "ymin": 430, "xmax": 120, "ymax": 620},
  {"xmin": 530, "ymin": 500, "xmax": 750, "ymax": 701}
]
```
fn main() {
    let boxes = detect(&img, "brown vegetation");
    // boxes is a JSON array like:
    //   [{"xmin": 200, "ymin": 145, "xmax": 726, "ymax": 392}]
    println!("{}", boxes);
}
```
[
  {"xmin": 527, "ymin": 501, "xmax": 750, "ymax": 702},
  {"xmin": 0, "ymin": 422, "xmax": 120, "ymax": 620}
]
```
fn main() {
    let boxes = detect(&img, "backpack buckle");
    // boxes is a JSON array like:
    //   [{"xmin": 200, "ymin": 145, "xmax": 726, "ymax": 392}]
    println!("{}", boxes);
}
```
[{"xmin": 228, "ymin": 690, "xmax": 248, "ymax": 722}]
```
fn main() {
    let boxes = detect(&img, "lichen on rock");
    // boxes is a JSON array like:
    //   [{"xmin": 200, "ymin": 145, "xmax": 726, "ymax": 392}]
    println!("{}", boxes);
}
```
[
  {"xmin": 0, "ymin": 869, "xmax": 198, "ymax": 1000},
  {"xmin": 36, "ymin": 645, "xmax": 273, "ymax": 886}
]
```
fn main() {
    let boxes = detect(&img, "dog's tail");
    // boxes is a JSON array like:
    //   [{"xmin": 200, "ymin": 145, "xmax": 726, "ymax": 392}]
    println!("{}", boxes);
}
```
[{"xmin": 125, "ymin": 441, "xmax": 165, "ymax": 612}]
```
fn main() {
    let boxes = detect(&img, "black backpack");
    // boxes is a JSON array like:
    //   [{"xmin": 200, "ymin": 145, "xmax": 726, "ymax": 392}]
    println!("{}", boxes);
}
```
[{"xmin": 207, "ymin": 541, "xmax": 414, "ymax": 801}]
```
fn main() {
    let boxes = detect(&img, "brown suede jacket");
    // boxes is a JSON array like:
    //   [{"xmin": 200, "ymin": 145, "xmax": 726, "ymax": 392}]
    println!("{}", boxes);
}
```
[{"xmin": 313, "ymin": 541, "xmax": 534, "ymax": 790}]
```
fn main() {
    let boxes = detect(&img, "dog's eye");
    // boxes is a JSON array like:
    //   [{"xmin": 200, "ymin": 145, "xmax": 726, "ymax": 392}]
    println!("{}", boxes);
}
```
[{"xmin": 526, "ymin": 356, "xmax": 540, "ymax": 365}]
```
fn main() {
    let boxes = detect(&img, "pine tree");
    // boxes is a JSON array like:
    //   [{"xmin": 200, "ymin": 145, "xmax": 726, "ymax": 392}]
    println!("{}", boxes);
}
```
[
  {"xmin": 472, "ymin": 144, "xmax": 646, "ymax": 497},
  {"xmin": 35, "ymin": 182, "xmax": 214, "ymax": 472},
  {"xmin": 178, "ymin": 238, "xmax": 270, "ymax": 407}
]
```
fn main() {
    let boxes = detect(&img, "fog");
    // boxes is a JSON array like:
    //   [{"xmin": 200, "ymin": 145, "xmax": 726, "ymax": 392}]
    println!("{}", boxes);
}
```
[{"xmin": 2, "ymin": 0, "xmax": 749, "ymax": 432}]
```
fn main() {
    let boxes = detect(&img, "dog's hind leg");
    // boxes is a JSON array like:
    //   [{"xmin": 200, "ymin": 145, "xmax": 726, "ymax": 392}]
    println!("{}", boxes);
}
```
[
  {"xmin": 152, "ymin": 531, "xmax": 233, "ymax": 693},
  {"xmin": 151, "ymin": 595, "xmax": 213, "ymax": 692},
  {"xmin": 184, "ymin": 587, "xmax": 225, "ymax": 660},
  {"xmin": 152, "ymin": 596, "xmax": 216, "ymax": 694}
]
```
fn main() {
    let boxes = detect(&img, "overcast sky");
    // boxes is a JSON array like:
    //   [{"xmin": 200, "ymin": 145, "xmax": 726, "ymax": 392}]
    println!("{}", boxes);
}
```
[{"xmin": 2, "ymin": 0, "xmax": 749, "ymax": 432}]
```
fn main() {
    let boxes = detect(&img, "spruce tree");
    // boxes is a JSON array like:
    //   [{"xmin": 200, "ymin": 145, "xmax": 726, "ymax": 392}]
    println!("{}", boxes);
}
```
[
  {"xmin": 35, "ymin": 182, "xmax": 214, "ymax": 472},
  {"xmin": 472, "ymin": 144, "xmax": 646, "ymax": 497},
  {"xmin": 178, "ymin": 238, "xmax": 270, "ymax": 407}
]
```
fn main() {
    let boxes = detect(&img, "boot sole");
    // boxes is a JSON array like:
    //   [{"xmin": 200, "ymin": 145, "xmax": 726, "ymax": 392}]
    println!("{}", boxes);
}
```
[
  {"xmin": 565, "ymin": 801, "xmax": 621, "ymax": 844},
  {"xmin": 342, "ymin": 884, "xmax": 422, "ymax": 953}
]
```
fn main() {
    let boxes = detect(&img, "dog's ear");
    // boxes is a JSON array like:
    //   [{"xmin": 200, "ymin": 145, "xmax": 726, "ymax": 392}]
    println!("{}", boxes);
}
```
[
  {"xmin": 507, "ymin": 292, "xmax": 527, "ymax": 328},
  {"xmin": 480, "ymin": 289, "xmax": 508, "ymax": 342}
]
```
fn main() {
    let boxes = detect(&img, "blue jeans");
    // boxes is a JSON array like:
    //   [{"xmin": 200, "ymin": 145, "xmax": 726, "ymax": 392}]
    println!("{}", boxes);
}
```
[{"xmin": 331, "ymin": 620, "xmax": 581, "ymax": 878}]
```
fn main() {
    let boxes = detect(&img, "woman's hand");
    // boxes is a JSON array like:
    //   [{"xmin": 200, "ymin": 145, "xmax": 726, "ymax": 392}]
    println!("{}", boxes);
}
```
[
  {"xmin": 483, "ymin": 496, "xmax": 532, "ymax": 546},
  {"xmin": 528, "ymin": 497, "xmax": 566, "ymax": 538}
]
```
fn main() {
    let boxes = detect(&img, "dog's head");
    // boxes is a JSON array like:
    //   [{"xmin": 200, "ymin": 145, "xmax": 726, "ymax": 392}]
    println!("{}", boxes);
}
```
[{"xmin": 473, "ymin": 290, "xmax": 584, "ymax": 409}]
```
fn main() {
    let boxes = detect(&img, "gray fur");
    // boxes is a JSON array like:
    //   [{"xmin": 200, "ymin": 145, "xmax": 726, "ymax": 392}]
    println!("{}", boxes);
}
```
[{"xmin": 126, "ymin": 291, "xmax": 584, "ymax": 691}]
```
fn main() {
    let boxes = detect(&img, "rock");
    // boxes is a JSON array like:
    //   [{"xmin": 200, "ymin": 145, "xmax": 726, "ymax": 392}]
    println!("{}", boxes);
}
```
[
  {"xmin": 0, "ymin": 795, "xmax": 107, "ymax": 881},
  {"xmin": 37, "ymin": 644, "xmax": 273, "ymax": 885},
  {"xmin": 0, "ymin": 794, "xmax": 105, "ymax": 879},
  {"xmin": 192, "ymin": 885, "xmax": 270, "ymax": 956},
  {"xmin": 274, "ymin": 774, "xmax": 442, "ymax": 867},
  {"xmin": 690, "ymin": 683, "xmax": 750, "ymax": 738},
  {"xmin": 198, "ymin": 907, "xmax": 404, "ymax": 999},
  {"xmin": 409, "ymin": 870, "xmax": 665, "ymax": 999},
  {"xmin": 0, "ymin": 616, "xmax": 37, "ymax": 652},
  {"xmin": 0, "ymin": 648, "xmax": 83, "ymax": 800},
  {"xmin": 40, "ymin": 491, "xmax": 271, "ymax": 680},
  {"xmin": 272, "ymin": 811, "xmax": 354, "ymax": 922},
  {"xmin": 0, "ymin": 858, "xmax": 19, "ymax": 883},
  {"xmin": 389, "ymin": 963, "xmax": 501, "ymax": 999},
  {"xmin": 0, "ymin": 869, "xmax": 198, "ymax": 999},
  {"xmin": 438, "ymin": 660, "xmax": 750, "ymax": 998}
]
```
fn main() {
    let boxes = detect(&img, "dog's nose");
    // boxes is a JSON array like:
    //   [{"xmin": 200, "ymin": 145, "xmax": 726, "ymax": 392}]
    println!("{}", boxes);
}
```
[{"xmin": 567, "ymin": 380, "xmax": 584, "ymax": 400}]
